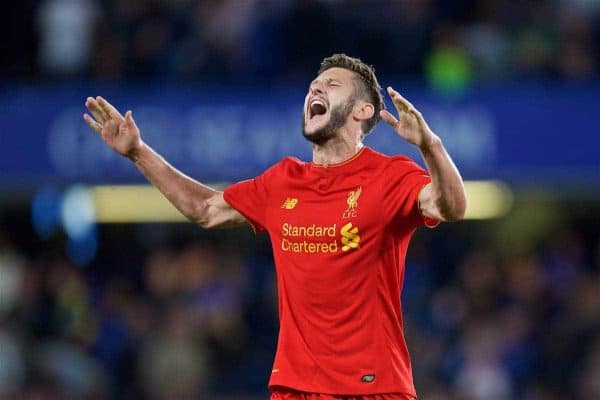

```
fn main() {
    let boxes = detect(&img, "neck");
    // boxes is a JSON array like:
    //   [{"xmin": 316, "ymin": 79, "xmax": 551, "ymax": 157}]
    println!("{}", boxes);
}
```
[{"xmin": 311, "ymin": 131, "xmax": 364, "ymax": 166}]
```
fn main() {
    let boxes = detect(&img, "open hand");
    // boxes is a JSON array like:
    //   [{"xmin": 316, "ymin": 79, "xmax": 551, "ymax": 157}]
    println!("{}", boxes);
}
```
[
  {"xmin": 380, "ymin": 86, "xmax": 435, "ymax": 149},
  {"xmin": 83, "ymin": 97, "xmax": 142, "ymax": 159}
]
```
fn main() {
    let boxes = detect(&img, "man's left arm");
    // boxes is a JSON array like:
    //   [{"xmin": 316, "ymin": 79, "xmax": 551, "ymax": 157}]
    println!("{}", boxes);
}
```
[{"xmin": 380, "ymin": 86, "xmax": 467, "ymax": 222}]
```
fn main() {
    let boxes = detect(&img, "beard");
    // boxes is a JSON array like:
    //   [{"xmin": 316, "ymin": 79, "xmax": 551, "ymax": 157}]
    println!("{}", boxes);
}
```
[{"xmin": 302, "ymin": 100, "xmax": 355, "ymax": 145}]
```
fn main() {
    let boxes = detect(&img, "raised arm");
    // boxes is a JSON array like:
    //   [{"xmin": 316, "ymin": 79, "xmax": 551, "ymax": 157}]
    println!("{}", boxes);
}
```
[
  {"xmin": 380, "ymin": 87, "xmax": 467, "ymax": 222},
  {"xmin": 83, "ymin": 96, "xmax": 246, "ymax": 228}
]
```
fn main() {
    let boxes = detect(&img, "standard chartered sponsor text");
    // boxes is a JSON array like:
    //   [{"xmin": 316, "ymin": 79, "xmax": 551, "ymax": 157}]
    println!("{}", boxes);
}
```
[
  {"xmin": 281, "ymin": 238, "xmax": 338, "ymax": 253},
  {"xmin": 281, "ymin": 223, "xmax": 338, "ymax": 253},
  {"xmin": 282, "ymin": 223, "xmax": 336, "ymax": 237}
]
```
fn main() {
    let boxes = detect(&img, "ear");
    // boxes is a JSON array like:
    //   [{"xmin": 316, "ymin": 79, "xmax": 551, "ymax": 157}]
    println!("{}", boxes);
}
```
[{"xmin": 353, "ymin": 101, "xmax": 375, "ymax": 122}]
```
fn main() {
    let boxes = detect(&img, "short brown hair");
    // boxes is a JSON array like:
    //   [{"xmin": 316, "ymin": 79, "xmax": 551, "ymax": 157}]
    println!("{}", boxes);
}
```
[{"xmin": 318, "ymin": 54, "xmax": 384, "ymax": 135}]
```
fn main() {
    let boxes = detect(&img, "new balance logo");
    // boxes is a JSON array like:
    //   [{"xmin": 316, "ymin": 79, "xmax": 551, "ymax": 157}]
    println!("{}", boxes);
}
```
[
  {"xmin": 341, "ymin": 222, "xmax": 360, "ymax": 252},
  {"xmin": 281, "ymin": 198, "xmax": 298, "ymax": 209}
]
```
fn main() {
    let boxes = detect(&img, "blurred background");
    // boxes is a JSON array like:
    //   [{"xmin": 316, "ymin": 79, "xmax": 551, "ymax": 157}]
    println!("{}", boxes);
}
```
[{"xmin": 1, "ymin": 0, "xmax": 600, "ymax": 399}]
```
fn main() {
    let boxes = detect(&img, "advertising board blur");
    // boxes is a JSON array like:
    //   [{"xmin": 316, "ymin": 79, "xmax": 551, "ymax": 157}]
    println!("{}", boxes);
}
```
[{"xmin": 1, "ymin": 82, "xmax": 598, "ymax": 186}]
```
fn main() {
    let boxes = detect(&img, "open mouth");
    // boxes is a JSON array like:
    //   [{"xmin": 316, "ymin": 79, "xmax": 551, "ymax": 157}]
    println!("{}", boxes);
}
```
[{"xmin": 308, "ymin": 98, "xmax": 328, "ymax": 120}]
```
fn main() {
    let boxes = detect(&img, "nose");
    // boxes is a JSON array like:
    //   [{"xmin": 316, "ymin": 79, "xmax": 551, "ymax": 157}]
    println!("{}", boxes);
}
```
[{"xmin": 310, "ymin": 81, "xmax": 324, "ymax": 95}]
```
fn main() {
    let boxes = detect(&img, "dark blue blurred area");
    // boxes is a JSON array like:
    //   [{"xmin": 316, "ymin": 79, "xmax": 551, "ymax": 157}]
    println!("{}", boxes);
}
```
[
  {"xmin": 1, "ymin": 1, "xmax": 600, "ymax": 400},
  {"xmin": 1, "ymin": 81, "xmax": 599, "ymax": 187},
  {"xmin": 3, "ymin": 0, "xmax": 600, "ymax": 82}
]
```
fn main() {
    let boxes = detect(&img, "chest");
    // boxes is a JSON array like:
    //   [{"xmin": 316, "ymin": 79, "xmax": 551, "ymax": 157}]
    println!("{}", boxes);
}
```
[{"xmin": 266, "ymin": 175, "xmax": 385, "ymax": 238}]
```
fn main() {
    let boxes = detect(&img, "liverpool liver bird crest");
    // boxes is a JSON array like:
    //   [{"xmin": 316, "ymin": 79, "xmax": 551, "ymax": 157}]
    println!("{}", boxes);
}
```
[{"xmin": 343, "ymin": 187, "xmax": 362, "ymax": 218}]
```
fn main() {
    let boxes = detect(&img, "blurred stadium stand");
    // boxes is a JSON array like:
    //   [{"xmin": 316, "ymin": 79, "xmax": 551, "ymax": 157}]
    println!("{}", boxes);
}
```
[{"xmin": 1, "ymin": 1, "xmax": 599, "ymax": 399}]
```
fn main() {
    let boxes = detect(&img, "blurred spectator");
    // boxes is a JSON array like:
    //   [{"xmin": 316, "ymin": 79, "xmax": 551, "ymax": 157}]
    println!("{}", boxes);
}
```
[
  {"xmin": 36, "ymin": 0, "xmax": 100, "ymax": 76},
  {"xmin": 138, "ymin": 306, "xmax": 209, "ymax": 399},
  {"xmin": 0, "ymin": 233, "xmax": 25, "ymax": 315},
  {"xmin": 425, "ymin": 23, "xmax": 473, "ymax": 94},
  {"xmin": 280, "ymin": 0, "xmax": 336, "ymax": 78},
  {"xmin": 577, "ymin": 335, "xmax": 600, "ymax": 400},
  {"xmin": 461, "ymin": 17, "xmax": 510, "ymax": 80},
  {"xmin": 0, "ymin": 329, "xmax": 25, "ymax": 398},
  {"xmin": 457, "ymin": 249, "xmax": 502, "ymax": 315},
  {"xmin": 454, "ymin": 319, "xmax": 514, "ymax": 400},
  {"xmin": 36, "ymin": 339, "xmax": 108, "ymax": 398},
  {"xmin": 556, "ymin": 6, "xmax": 597, "ymax": 79}
]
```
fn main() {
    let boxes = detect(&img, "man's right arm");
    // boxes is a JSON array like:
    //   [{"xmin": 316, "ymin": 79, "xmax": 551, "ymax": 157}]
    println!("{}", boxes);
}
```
[
  {"xmin": 83, "ymin": 96, "xmax": 247, "ymax": 229},
  {"xmin": 130, "ymin": 143, "xmax": 246, "ymax": 228}
]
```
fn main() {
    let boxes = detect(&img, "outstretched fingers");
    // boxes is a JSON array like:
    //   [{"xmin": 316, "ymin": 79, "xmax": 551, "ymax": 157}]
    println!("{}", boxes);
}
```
[
  {"xmin": 85, "ymin": 97, "xmax": 109, "ymax": 124},
  {"xmin": 387, "ymin": 86, "xmax": 414, "ymax": 113},
  {"xmin": 125, "ymin": 110, "xmax": 134, "ymax": 125},
  {"xmin": 97, "ymin": 96, "xmax": 123, "ymax": 120},
  {"xmin": 83, "ymin": 113, "xmax": 103, "ymax": 135},
  {"xmin": 380, "ymin": 109, "xmax": 399, "ymax": 128}
]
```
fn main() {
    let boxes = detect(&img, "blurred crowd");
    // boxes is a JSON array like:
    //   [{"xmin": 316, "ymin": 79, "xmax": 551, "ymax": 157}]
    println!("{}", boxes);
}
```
[
  {"xmin": 4, "ymin": 0, "xmax": 600, "ymax": 83},
  {"xmin": 0, "ymin": 211, "xmax": 598, "ymax": 399},
  {"xmin": 0, "ymin": 225, "xmax": 277, "ymax": 399}
]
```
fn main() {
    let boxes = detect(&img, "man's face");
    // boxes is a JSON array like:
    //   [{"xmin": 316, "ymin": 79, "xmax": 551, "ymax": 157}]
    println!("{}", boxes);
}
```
[{"xmin": 302, "ymin": 67, "xmax": 357, "ymax": 145}]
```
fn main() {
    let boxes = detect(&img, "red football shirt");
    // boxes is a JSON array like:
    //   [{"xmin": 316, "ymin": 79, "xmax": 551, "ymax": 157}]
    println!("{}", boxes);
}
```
[{"xmin": 223, "ymin": 147, "xmax": 437, "ymax": 396}]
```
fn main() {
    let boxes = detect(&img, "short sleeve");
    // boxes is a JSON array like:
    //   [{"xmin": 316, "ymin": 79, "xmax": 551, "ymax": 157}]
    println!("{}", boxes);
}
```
[
  {"xmin": 382, "ymin": 156, "xmax": 439, "ymax": 229},
  {"xmin": 223, "ymin": 166, "xmax": 276, "ymax": 232}
]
